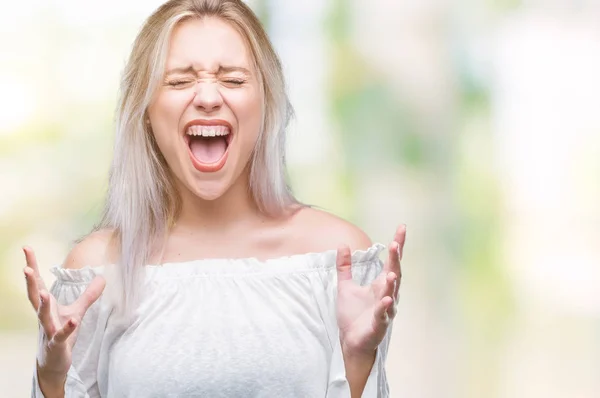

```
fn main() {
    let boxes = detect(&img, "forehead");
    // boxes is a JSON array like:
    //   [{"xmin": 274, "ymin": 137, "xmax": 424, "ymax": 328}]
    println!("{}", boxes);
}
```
[{"xmin": 166, "ymin": 17, "xmax": 252, "ymax": 71}]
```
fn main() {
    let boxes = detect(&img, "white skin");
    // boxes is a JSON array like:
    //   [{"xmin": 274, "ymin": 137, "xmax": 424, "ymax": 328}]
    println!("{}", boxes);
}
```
[
  {"xmin": 23, "ymin": 16, "xmax": 406, "ymax": 398},
  {"xmin": 147, "ymin": 17, "xmax": 264, "ymax": 233}
]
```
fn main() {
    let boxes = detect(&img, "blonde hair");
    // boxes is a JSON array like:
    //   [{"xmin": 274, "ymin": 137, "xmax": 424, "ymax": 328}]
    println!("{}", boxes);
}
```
[{"xmin": 95, "ymin": 0, "xmax": 299, "ymax": 319}]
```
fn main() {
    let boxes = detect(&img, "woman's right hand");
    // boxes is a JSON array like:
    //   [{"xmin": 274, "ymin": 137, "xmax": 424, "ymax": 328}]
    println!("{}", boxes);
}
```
[{"xmin": 23, "ymin": 246, "xmax": 106, "ymax": 394}]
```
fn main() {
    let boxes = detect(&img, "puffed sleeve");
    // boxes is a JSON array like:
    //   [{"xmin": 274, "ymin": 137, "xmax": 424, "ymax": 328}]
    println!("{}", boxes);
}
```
[
  {"xmin": 31, "ymin": 266, "xmax": 108, "ymax": 398},
  {"xmin": 316, "ymin": 243, "xmax": 392, "ymax": 397}
]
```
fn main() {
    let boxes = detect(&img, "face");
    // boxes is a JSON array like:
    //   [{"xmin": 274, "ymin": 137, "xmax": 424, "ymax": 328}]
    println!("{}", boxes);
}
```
[{"xmin": 147, "ymin": 17, "xmax": 262, "ymax": 201}]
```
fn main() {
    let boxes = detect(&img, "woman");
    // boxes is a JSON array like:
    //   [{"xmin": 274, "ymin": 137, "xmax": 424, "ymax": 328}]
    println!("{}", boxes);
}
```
[{"xmin": 23, "ymin": 0, "xmax": 405, "ymax": 397}]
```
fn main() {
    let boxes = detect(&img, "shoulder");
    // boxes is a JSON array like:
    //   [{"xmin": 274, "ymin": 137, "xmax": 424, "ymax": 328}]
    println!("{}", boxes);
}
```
[
  {"xmin": 63, "ymin": 229, "xmax": 118, "ymax": 270},
  {"xmin": 288, "ymin": 206, "xmax": 373, "ymax": 253}
]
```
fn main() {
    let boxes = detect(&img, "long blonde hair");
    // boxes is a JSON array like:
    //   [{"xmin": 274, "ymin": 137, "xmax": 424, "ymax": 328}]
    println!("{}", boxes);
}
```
[{"xmin": 95, "ymin": 0, "xmax": 298, "ymax": 319}]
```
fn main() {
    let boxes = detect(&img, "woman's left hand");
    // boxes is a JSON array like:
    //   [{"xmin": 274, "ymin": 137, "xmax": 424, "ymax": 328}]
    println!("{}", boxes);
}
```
[{"xmin": 336, "ymin": 225, "xmax": 406, "ymax": 357}]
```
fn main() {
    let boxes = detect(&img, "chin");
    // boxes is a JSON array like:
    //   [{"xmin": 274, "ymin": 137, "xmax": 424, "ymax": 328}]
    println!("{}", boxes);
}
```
[{"xmin": 188, "ymin": 181, "xmax": 231, "ymax": 201}]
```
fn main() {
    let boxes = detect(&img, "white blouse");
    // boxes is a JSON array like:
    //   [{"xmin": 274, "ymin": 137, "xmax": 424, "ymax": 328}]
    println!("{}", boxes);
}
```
[{"xmin": 32, "ymin": 243, "xmax": 392, "ymax": 397}]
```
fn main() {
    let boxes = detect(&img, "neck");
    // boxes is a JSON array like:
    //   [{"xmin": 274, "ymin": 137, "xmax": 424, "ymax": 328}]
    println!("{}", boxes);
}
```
[{"xmin": 173, "ymin": 169, "xmax": 264, "ymax": 234}]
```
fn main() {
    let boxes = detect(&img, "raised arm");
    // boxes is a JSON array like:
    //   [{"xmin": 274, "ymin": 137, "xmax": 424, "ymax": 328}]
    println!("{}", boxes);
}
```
[{"xmin": 25, "ymin": 230, "xmax": 115, "ymax": 397}]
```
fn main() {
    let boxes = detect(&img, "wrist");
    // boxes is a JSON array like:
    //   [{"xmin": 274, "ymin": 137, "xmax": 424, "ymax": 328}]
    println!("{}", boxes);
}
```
[
  {"xmin": 37, "ymin": 363, "xmax": 67, "ymax": 398},
  {"xmin": 341, "ymin": 340, "xmax": 377, "ymax": 362},
  {"xmin": 341, "ymin": 342, "xmax": 376, "ymax": 397}
]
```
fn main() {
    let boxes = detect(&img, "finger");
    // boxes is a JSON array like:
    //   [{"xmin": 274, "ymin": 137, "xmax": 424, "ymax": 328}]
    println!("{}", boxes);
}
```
[
  {"xmin": 383, "ymin": 241, "xmax": 401, "ymax": 296},
  {"xmin": 395, "ymin": 225, "xmax": 405, "ymax": 298},
  {"xmin": 372, "ymin": 296, "xmax": 393, "ymax": 331},
  {"xmin": 390, "ymin": 242, "xmax": 402, "ymax": 299},
  {"xmin": 381, "ymin": 272, "xmax": 396, "ymax": 300},
  {"xmin": 384, "ymin": 224, "xmax": 406, "ymax": 271},
  {"xmin": 52, "ymin": 318, "xmax": 78, "ymax": 345},
  {"xmin": 384, "ymin": 241, "xmax": 400, "ymax": 274},
  {"xmin": 386, "ymin": 296, "xmax": 398, "ymax": 319},
  {"xmin": 24, "ymin": 267, "xmax": 41, "ymax": 311},
  {"xmin": 23, "ymin": 247, "xmax": 47, "ymax": 291},
  {"xmin": 336, "ymin": 245, "xmax": 353, "ymax": 283},
  {"xmin": 385, "ymin": 225, "xmax": 406, "ymax": 298},
  {"xmin": 394, "ymin": 224, "xmax": 407, "ymax": 260},
  {"xmin": 72, "ymin": 276, "xmax": 106, "ymax": 315},
  {"xmin": 38, "ymin": 291, "xmax": 56, "ymax": 338}
]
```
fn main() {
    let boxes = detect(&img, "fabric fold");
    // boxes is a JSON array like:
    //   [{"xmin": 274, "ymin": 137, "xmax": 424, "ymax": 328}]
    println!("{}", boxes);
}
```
[
  {"xmin": 322, "ymin": 244, "xmax": 392, "ymax": 397},
  {"xmin": 32, "ymin": 265, "xmax": 107, "ymax": 398},
  {"xmin": 31, "ymin": 243, "xmax": 391, "ymax": 397}
]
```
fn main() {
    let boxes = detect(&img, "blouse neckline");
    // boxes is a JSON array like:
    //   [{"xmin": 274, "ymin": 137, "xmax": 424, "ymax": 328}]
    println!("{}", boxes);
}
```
[{"xmin": 50, "ymin": 243, "xmax": 386, "ymax": 281}]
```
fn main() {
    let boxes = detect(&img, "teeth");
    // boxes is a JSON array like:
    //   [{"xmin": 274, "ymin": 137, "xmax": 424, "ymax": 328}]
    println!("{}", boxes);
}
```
[{"xmin": 186, "ymin": 125, "xmax": 230, "ymax": 137}]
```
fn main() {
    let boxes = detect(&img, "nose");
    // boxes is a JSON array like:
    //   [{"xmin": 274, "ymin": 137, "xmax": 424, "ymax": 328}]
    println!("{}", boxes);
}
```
[{"xmin": 192, "ymin": 82, "xmax": 223, "ymax": 113}]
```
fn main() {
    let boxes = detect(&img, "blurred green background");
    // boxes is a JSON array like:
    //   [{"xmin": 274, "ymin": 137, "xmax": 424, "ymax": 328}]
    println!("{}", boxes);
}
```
[{"xmin": 1, "ymin": 0, "xmax": 599, "ymax": 396}]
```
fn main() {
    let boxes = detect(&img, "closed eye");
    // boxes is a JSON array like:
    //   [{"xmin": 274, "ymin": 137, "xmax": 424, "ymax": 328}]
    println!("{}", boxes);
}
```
[
  {"xmin": 166, "ymin": 80, "xmax": 193, "ymax": 87},
  {"xmin": 223, "ymin": 79, "xmax": 245, "ymax": 86}
]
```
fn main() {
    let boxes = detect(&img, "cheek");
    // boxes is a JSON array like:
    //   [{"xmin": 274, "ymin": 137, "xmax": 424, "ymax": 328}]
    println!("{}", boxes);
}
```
[
  {"xmin": 227, "ymin": 90, "xmax": 263, "ymax": 146},
  {"xmin": 149, "ymin": 92, "xmax": 191, "ymax": 154}
]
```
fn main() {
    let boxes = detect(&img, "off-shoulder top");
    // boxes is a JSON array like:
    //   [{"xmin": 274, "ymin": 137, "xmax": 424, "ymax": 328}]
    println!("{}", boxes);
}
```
[{"xmin": 32, "ymin": 243, "xmax": 392, "ymax": 397}]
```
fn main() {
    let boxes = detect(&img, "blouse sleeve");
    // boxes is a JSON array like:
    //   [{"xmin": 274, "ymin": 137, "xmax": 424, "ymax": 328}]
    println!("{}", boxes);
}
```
[
  {"xmin": 31, "ymin": 266, "xmax": 108, "ymax": 398},
  {"xmin": 318, "ymin": 243, "xmax": 393, "ymax": 398}
]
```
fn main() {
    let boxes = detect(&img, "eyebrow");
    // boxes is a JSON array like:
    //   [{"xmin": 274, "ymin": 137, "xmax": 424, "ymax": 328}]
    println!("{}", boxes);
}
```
[{"xmin": 165, "ymin": 65, "xmax": 251, "ymax": 75}]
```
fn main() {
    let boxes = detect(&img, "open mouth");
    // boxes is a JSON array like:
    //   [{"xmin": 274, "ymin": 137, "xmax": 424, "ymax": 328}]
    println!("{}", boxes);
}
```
[{"xmin": 184, "ymin": 123, "xmax": 233, "ymax": 173}]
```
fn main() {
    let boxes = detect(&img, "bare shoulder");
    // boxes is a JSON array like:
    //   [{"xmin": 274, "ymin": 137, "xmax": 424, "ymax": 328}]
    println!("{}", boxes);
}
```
[
  {"xmin": 63, "ymin": 229, "xmax": 118, "ymax": 269},
  {"xmin": 290, "ymin": 206, "xmax": 373, "ymax": 252}
]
